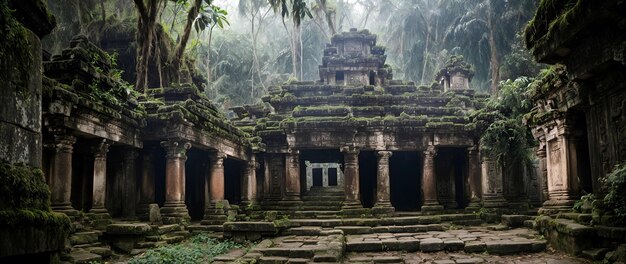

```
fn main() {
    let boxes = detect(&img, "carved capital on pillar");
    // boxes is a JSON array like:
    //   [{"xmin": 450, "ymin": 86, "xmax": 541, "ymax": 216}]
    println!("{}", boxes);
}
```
[
  {"xmin": 48, "ymin": 133, "xmax": 76, "ymax": 154},
  {"xmin": 209, "ymin": 151, "xmax": 227, "ymax": 167},
  {"xmin": 341, "ymin": 145, "xmax": 360, "ymax": 166},
  {"xmin": 423, "ymin": 145, "xmax": 437, "ymax": 159},
  {"xmin": 376, "ymin": 150, "xmax": 392, "ymax": 160},
  {"xmin": 90, "ymin": 139, "xmax": 110, "ymax": 159},
  {"xmin": 161, "ymin": 140, "xmax": 191, "ymax": 159},
  {"xmin": 536, "ymin": 147, "xmax": 547, "ymax": 158},
  {"xmin": 287, "ymin": 148, "xmax": 300, "ymax": 164}
]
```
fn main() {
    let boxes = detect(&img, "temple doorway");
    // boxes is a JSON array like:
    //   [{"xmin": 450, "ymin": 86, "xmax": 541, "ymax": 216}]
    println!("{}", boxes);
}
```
[
  {"xmin": 185, "ymin": 149, "xmax": 207, "ymax": 221},
  {"xmin": 435, "ymin": 147, "xmax": 468, "ymax": 209},
  {"xmin": 389, "ymin": 151, "xmax": 422, "ymax": 211},
  {"xmin": 299, "ymin": 149, "xmax": 343, "ymax": 194},
  {"xmin": 359, "ymin": 151, "xmax": 377, "ymax": 208},
  {"xmin": 224, "ymin": 158, "xmax": 243, "ymax": 205}
]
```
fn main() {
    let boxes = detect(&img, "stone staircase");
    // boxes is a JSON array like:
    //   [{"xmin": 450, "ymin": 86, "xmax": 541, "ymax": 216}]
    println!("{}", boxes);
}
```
[{"xmin": 62, "ymin": 217, "xmax": 112, "ymax": 264}]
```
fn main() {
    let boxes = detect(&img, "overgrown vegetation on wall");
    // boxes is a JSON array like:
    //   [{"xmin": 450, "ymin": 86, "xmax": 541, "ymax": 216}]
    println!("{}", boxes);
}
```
[{"xmin": 603, "ymin": 162, "xmax": 626, "ymax": 225}]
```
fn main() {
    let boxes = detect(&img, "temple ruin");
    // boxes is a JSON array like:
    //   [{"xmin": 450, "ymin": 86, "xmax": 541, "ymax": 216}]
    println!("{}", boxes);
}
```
[{"xmin": 1, "ymin": 0, "xmax": 626, "ymax": 263}]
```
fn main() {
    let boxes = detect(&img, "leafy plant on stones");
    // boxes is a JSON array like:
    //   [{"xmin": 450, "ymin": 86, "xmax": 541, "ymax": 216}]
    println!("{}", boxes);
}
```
[
  {"xmin": 573, "ymin": 193, "xmax": 595, "ymax": 213},
  {"xmin": 128, "ymin": 233, "xmax": 242, "ymax": 264},
  {"xmin": 603, "ymin": 162, "xmax": 626, "ymax": 225}
]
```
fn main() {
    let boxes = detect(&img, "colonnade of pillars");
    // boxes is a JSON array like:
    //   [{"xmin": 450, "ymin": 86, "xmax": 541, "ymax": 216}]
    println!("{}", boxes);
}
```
[
  {"xmin": 45, "ymin": 133, "xmax": 257, "ymax": 225},
  {"xmin": 282, "ymin": 145, "xmax": 484, "ymax": 213}
]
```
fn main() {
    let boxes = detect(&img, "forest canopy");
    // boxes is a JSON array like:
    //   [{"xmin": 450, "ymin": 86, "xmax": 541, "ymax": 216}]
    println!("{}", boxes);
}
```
[{"xmin": 43, "ymin": 0, "xmax": 542, "ymax": 108}]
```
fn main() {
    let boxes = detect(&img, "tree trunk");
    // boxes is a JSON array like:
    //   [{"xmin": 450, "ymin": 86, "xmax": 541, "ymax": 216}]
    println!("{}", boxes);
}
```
[
  {"xmin": 134, "ymin": 0, "xmax": 160, "ymax": 92},
  {"xmin": 170, "ymin": 0, "xmax": 202, "ymax": 84},
  {"xmin": 486, "ymin": 0, "xmax": 500, "ymax": 95}
]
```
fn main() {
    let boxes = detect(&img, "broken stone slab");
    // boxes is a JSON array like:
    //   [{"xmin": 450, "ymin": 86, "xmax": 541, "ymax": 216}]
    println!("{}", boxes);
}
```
[
  {"xmin": 485, "ymin": 240, "xmax": 532, "ymax": 254},
  {"xmin": 67, "ymin": 249, "xmax": 102, "ymax": 264},
  {"xmin": 223, "ymin": 222, "xmax": 278, "ymax": 233},
  {"xmin": 259, "ymin": 256, "xmax": 288, "ymax": 264},
  {"xmin": 70, "ymin": 231, "xmax": 100, "ymax": 245},
  {"xmin": 456, "ymin": 257, "xmax": 485, "ymax": 264},
  {"xmin": 420, "ymin": 237, "xmax": 444, "ymax": 252},
  {"xmin": 106, "ymin": 223, "xmax": 152, "ymax": 235},
  {"xmin": 337, "ymin": 226, "xmax": 371, "ymax": 234},
  {"xmin": 372, "ymin": 255, "xmax": 403, "ymax": 263}
]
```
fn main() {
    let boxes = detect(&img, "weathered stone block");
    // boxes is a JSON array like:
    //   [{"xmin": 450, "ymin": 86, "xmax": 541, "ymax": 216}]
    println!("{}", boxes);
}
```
[
  {"xmin": 346, "ymin": 240, "xmax": 383, "ymax": 252},
  {"xmin": 485, "ymin": 240, "xmax": 532, "ymax": 254},
  {"xmin": 420, "ymin": 238, "xmax": 444, "ymax": 252},
  {"xmin": 106, "ymin": 223, "xmax": 151, "ymax": 235},
  {"xmin": 464, "ymin": 241, "xmax": 486, "ymax": 253},
  {"xmin": 443, "ymin": 239, "xmax": 465, "ymax": 251}
]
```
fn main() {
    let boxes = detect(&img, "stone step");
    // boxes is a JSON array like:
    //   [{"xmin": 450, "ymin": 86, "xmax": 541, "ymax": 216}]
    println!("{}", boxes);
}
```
[
  {"xmin": 73, "ymin": 242, "xmax": 103, "ymax": 249},
  {"xmin": 297, "ymin": 206, "xmax": 342, "ymax": 211},
  {"xmin": 299, "ymin": 200, "xmax": 345, "ymax": 206},
  {"xmin": 346, "ymin": 236, "xmax": 547, "ymax": 254},
  {"xmin": 187, "ymin": 224, "xmax": 223, "ymax": 232},
  {"xmin": 87, "ymin": 246, "xmax": 112, "ymax": 258},
  {"xmin": 501, "ymin": 215, "xmax": 535, "ymax": 228},
  {"xmin": 66, "ymin": 249, "xmax": 102, "ymax": 264},
  {"xmin": 163, "ymin": 235, "xmax": 185, "ymax": 244},
  {"xmin": 70, "ymin": 231, "xmax": 100, "ymax": 245},
  {"xmin": 157, "ymin": 224, "xmax": 183, "ymax": 234},
  {"xmin": 259, "ymin": 256, "xmax": 289, "ymax": 264},
  {"xmin": 259, "ymin": 247, "xmax": 316, "ymax": 258},
  {"xmin": 137, "ymin": 241, "xmax": 168, "ymax": 249}
]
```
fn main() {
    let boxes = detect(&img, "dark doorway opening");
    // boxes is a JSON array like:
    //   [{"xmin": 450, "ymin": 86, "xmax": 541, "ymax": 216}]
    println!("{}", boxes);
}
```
[
  {"xmin": 224, "ymin": 158, "xmax": 242, "ymax": 205},
  {"xmin": 335, "ymin": 71, "xmax": 345, "ymax": 83},
  {"xmin": 369, "ymin": 71, "xmax": 376, "ymax": 85},
  {"xmin": 389, "ymin": 151, "xmax": 422, "ymax": 211},
  {"xmin": 359, "ymin": 151, "xmax": 377, "ymax": 208},
  {"xmin": 185, "ymin": 149, "xmax": 207, "ymax": 221},
  {"xmin": 312, "ymin": 168, "xmax": 323, "ymax": 187},
  {"xmin": 573, "ymin": 111, "xmax": 593, "ymax": 194},
  {"xmin": 328, "ymin": 168, "xmax": 338, "ymax": 186},
  {"xmin": 151, "ymin": 144, "xmax": 167, "ymax": 207},
  {"xmin": 71, "ymin": 138, "xmax": 93, "ymax": 212},
  {"xmin": 435, "ymin": 148, "xmax": 468, "ymax": 209}
]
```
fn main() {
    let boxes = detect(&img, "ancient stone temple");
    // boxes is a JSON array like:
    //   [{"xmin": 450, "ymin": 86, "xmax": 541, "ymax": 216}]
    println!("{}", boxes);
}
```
[
  {"xmin": 231, "ymin": 29, "xmax": 494, "ymax": 216},
  {"xmin": 523, "ymin": 0, "xmax": 626, "ymax": 260}
]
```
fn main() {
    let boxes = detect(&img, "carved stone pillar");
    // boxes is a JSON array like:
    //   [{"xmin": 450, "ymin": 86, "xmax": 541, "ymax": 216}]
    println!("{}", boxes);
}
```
[
  {"xmin": 137, "ymin": 147, "xmax": 157, "ymax": 221},
  {"xmin": 48, "ymin": 133, "xmax": 78, "ymax": 216},
  {"xmin": 373, "ymin": 151, "xmax": 394, "ymax": 215},
  {"xmin": 202, "ymin": 151, "xmax": 228, "ymax": 225},
  {"xmin": 120, "ymin": 147, "xmax": 139, "ymax": 218},
  {"xmin": 536, "ymin": 147, "xmax": 549, "ymax": 204},
  {"xmin": 422, "ymin": 146, "xmax": 443, "ymax": 211},
  {"xmin": 241, "ymin": 156, "xmax": 258, "ymax": 206},
  {"xmin": 341, "ymin": 145, "xmax": 363, "ymax": 213},
  {"xmin": 284, "ymin": 148, "xmax": 301, "ymax": 201},
  {"xmin": 466, "ymin": 146, "xmax": 482, "ymax": 211},
  {"xmin": 481, "ymin": 156, "xmax": 507, "ymax": 208},
  {"xmin": 160, "ymin": 140, "xmax": 191, "ymax": 224},
  {"xmin": 541, "ymin": 119, "xmax": 582, "ymax": 213},
  {"xmin": 89, "ymin": 140, "xmax": 110, "ymax": 216}
]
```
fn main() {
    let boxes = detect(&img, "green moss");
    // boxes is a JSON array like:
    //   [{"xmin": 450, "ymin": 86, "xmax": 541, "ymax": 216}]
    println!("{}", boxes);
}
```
[
  {"xmin": 0, "ymin": 0, "xmax": 33, "ymax": 98},
  {"xmin": 0, "ymin": 209, "xmax": 70, "ymax": 229},
  {"xmin": 524, "ymin": 0, "xmax": 590, "ymax": 53},
  {"xmin": 0, "ymin": 162, "xmax": 51, "ymax": 211}
]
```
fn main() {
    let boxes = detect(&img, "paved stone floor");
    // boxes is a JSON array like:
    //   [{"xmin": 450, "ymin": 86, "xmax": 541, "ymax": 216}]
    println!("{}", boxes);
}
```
[{"xmin": 212, "ymin": 226, "xmax": 591, "ymax": 263}]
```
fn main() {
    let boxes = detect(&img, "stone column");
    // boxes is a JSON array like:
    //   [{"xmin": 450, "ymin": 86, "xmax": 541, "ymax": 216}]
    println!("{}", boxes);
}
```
[
  {"xmin": 481, "ymin": 156, "xmax": 507, "ymax": 208},
  {"xmin": 241, "ymin": 156, "xmax": 258, "ymax": 206},
  {"xmin": 88, "ymin": 139, "xmax": 111, "ymax": 228},
  {"xmin": 160, "ymin": 140, "xmax": 191, "ymax": 224},
  {"xmin": 536, "ymin": 147, "xmax": 549, "ymax": 204},
  {"xmin": 48, "ymin": 133, "xmax": 78, "ymax": 216},
  {"xmin": 121, "ymin": 147, "xmax": 139, "ymax": 218},
  {"xmin": 373, "ymin": 151, "xmax": 394, "ymax": 215},
  {"xmin": 202, "ymin": 151, "xmax": 228, "ymax": 225},
  {"xmin": 422, "ymin": 146, "xmax": 443, "ymax": 211},
  {"xmin": 341, "ymin": 145, "xmax": 363, "ymax": 213},
  {"xmin": 305, "ymin": 161, "xmax": 313, "ymax": 191},
  {"xmin": 541, "ymin": 120, "xmax": 582, "ymax": 213},
  {"xmin": 284, "ymin": 148, "xmax": 301, "ymax": 201},
  {"xmin": 137, "ymin": 147, "xmax": 158, "ymax": 222},
  {"xmin": 466, "ymin": 146, "xmax": 482, "ymax": 211}
]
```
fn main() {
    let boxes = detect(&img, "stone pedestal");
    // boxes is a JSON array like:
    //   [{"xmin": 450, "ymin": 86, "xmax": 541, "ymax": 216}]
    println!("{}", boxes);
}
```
[
  {"xmin": 160, "ymin": 140, "xmax": 191, "ymax": 225},
  {"xmin": 87, "ymin": 139, "xmax": 111, "ymax": 229},
  {"xmin": 373, "ymin": 151, "xmax": 394, "ymax": 216},
  {"xmin": 137, "ymin": 148, "xmax": 156, "ymax": 221},
  {"xmin": 541, "ymin": 120, "xmax": 582, "ymax": 214},
  {"xmin": 421, "ymin": 146, "xmax": 443, "ymax": 212},
  {"xmin": 48, "ymin": 133, "xmax": 79, "ymax": 217},
  {"xmin": 341, "ymin": 145, "xmax": 366, "ymax": 215},
  {"xmin": 481, "ymin": 157, "xmax": 507, "ymax": 208},
  {"xmin": 284, "ymin": 149, "xmax": 302, "ymax": 201},
  {"xmin": 466, "ymin": 146, "xmax": 482, "ymax": 211},
  {"xmin": 202, "ymin": 151, "xmax": 228, "ymax": 225}
]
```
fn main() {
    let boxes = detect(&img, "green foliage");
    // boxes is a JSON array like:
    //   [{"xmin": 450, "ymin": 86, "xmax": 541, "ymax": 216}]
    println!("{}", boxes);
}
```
[
  {"xmin": 573, "ymin": 193, "xmax": 595, "ymax": 213},
  {"xmin": 128, "ymin": 233, "xmax": 242, "ymax": 264},
  {"xmin": 0, "ymin": 0, "xmax": 33, "ymax": 97},
  {"xmin": 477, "ymin": 77, "xmax": 536, "ymax": 165},
  {"xmin": 603, "ymin": 162, "xmax": 626, "ymax": 225}
]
